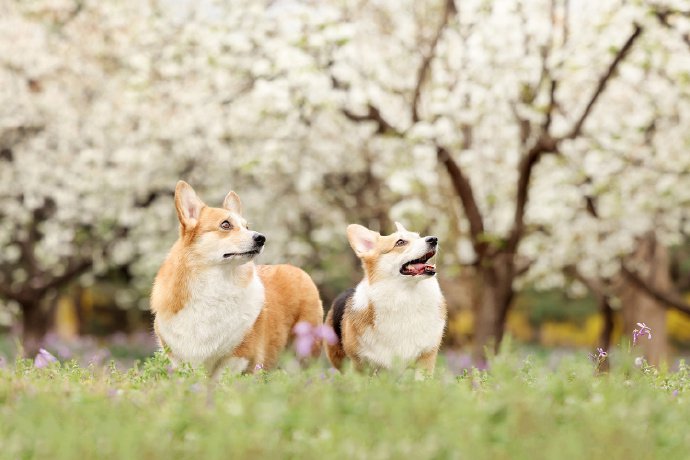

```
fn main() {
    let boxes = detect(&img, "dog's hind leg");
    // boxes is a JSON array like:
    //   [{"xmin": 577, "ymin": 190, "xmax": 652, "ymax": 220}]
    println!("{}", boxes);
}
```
[{"xmin": 324, "ymin": 309, "xmax": 346, "ymax": 370}]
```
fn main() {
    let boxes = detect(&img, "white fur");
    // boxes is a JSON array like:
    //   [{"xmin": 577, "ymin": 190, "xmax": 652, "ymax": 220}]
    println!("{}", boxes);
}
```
[
  {"xmin": 224, "ymin": 357, "xmax": 250, "ymax": 374},
  {"xmin": 352, "ymin": 276, "xmax": 445, "ymax": 369},
  {"xmin": 156, "ymin": 264, "xmax": 264, "ymax": 371}
]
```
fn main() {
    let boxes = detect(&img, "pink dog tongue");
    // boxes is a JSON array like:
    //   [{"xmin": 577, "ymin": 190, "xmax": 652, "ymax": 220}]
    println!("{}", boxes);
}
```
[{"xmin": 409, "ymin": 263, "xmax": 428, "ymax": 275}]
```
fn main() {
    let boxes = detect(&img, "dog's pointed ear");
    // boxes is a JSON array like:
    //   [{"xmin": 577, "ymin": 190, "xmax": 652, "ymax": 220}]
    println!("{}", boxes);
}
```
[
  {"xmin": 347, "ymin": 224, "xmax": 379, "ymax": 257},
  {"xmin": 223, "ymin": 191, "xmax": 242, "ymax": 215},
  {"xmin": 394, "ymin": 221, "xmax": 408, "ymax": 233},
  {"xmin": 175, "ymin": 181, "xmax": 205, "ymax": 229}
]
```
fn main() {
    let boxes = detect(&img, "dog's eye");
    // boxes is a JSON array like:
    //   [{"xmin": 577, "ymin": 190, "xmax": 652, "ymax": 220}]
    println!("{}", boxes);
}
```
[
  {"xmin": 245, "ymin": 223, "xmax": 250, "ymax": 230},
  {"xmin": 220, "ymin": 221, "xmax": 232, "ymax": 230},
  {"xmin": 395, "ymin": 239, "xmax": 407, "ymax": 247}
]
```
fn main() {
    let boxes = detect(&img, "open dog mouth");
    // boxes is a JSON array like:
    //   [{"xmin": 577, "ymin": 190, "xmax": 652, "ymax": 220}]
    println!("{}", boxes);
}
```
[
  {"xmin": 400, "ymin": 250, "xmax": 436, "ymax": 276},
  {"xmin": 222, "ymin": 249, "xmax": 261, "ymax": 259}
]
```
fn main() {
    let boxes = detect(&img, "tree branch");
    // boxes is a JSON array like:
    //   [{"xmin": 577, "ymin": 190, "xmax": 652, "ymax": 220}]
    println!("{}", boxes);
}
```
[
  {"xmin": 653, "ymin": 7, "xmax": 690, "ymax": 48},
  {"xmin": 506, "ymin": 24, "xmax": 643, "ymax": 254},
  {"xmin": 564, "ymin": 265, "xmax": 612, "ymax": 301},
  {"xmin": 436, "ymin": 146, "xmax": 487, "ymax": 258},
  {"xmin": 506, "ymin": 135, "xmax": 558, "ymax": 253},
  {"xmin": 35, "ymin": 258, "xmax": 92, "ymax": 293},
  {"xmin": 515, "ymin": 256, "xmax": 533, "ymax": 277},
  {"xmin": 562, "ymin": 24, "xmax": 643, "ymax": 140},
  {"xmin": 342, "ymin": 104, "xmax": 400, "ymax": 135},
  {"xmin": 621, "ymin": 264, "xmax": 690, "ymax": 316},
  {"xmin": 411, "ymin": 0, "xmax": 457, "ymax": 122},
  {"xmin": 543, "ymin": 78, "xmax": 557, "ymax": 132},
  {"xmin": 0, "ymin": 283, "xmax": 19, "ymax": 302}
]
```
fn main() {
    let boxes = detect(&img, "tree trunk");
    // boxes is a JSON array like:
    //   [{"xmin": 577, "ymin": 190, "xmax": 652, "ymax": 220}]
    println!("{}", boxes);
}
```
[
  {"xmin": 472, "ymin": 254, "xmax": 515, "ymax": 361},
  {"xmin": 619, "ymin": 232, "xmax": 670, "ymax": 366},
  {"xmin": 597, "ymin": 295, "xmax": 615, "ymax": 372},
  {"xmin": 21, "ymin": 299, "xmax": 51, "ymax": 357},
  {"xmin": 598, "ymin": 295, "xmax": 615, "ymax": 352}
]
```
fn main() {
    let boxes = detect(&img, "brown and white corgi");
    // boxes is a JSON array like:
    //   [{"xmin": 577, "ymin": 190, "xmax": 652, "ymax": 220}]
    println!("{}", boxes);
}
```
[
  {"xmin": 325, "ymin": 222, "xmax": 446, "ymax": 374},
  {"xmin": 151, "ymin": 181, "xmax": 323, "ymax": 375}
]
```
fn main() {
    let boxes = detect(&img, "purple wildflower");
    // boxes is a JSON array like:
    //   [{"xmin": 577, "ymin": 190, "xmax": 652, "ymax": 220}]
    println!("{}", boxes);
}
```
[
  {"xmin": 84, "ymin": 348, "xmax": 110, "ymax": 366},
  {"xmin": 293, "ymin": 321, "xmax": 338, "ymax": 358},
  {"xmin": 632, "ymin": 322, "xmax": 652, "ymax": 345},
  {"xmin": 34, "ymin": 348, "xmax": 58, "ymax": 368},
  {"xmin": 319, "ymin": 326, "xmax": 338, "ymax": 346},
  {"xmin": 189, "ymin": 383, "xmax": 202, "ymax": 393},
  {"xmin": 320, "ymin": 368, "xmax": 339, "ymax": 380},
  {"xmin": 110, "ymin": 332, "xmax": 128, "ymax": 347},
  {"xmin": 672, "ymin": 389, "xmax": 679, "ymax": 397},
  {"xmin": 254, "ymin": 363, "xmax": 265, "ymax": 372},
  {"xmin": 293, "ymin": 321, "xmax": 312, "ymax": 336},
  {"xmin": 474, "ymin": 359, "xmax": 489, "ymax": 371},
  {"xmin": 108, "ymin": 388, "xmax": 123, "ymax": 398},
  {"xmin": 588, "ymin": 347, "xmax": 609, "ymax": 373},
  {"xmin": 295, "ymin": 335, "xmax": 313, "ymax": 358},
  {"xmin": 588, "ymin": 347, "xmax": 608, "ymax": 360},
  {"xmin": 41, "ymin": 333, "xmax": 72, "ymax": 359},
  {"xmin": 445, "ymin": 352, "xmax": 473, "ymax": 374}
]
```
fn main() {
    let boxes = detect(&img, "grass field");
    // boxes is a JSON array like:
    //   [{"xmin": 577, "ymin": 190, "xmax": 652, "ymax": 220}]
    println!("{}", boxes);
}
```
[{"xmin": 0, "ymin": 346, "xmax": 688, "ymax": 460}]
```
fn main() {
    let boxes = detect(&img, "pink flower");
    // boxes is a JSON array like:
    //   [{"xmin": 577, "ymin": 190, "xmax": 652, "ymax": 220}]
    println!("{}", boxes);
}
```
[
  {"xmin": 588, "ymin": 347, "xmax": 608, "ymax": 360},
  {"xmin": 293, "ymin": 322, "xmax": 312, "ymax": 336},
  {"xmin": 632, "ymin": 322, "xmax": 652, "ymax": 345},
  {"xmin": 295, "ymin": 336, "xmax": 313, "ymax": 358},
  {"xmin": 34, "ymin": 348, "xmax": 58, "ymax": 368},
  {"xmin": 84, "ymin": 348, "xmax": 110, "ymax": 366},
  {"xmin": 293, "ymin": 321, "xmax": 338, "ymax": 358},
  {"xmin": 319, "ymin": 325, "xmax": 338, "ymax": 345}
]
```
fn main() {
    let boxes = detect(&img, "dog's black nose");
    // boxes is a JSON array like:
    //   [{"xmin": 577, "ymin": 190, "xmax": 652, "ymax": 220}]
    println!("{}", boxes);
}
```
[
  {"xmin": 426, "ymin": 236, "xmax": 438, "ymax": 246},
  {"xmin": 253, "ymin": 233, "xmax": 266, "ymax": 246}
]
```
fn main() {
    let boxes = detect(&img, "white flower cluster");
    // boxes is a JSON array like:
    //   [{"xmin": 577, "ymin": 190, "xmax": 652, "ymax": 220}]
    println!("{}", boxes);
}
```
[{"xmin": 1, "ymin": 0, "xmax": 688, "ymax": 311}]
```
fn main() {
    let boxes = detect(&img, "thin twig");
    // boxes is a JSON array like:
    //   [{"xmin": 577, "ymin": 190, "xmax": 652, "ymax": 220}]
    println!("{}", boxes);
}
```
[
  {"xmin": 412, "ymin": 0, "xmax": 457, "ymax": 122},
  {"xmin": 621, "ymin": 264, "xmax": 690, "ymax": 315},
  {"xmin": 563, "ymin": 25, "xmax": 643, "ymax": 140}
]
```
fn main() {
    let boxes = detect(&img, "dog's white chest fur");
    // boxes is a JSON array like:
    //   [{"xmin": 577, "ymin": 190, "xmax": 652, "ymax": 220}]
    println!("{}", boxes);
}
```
[
  {"xmin": 156, "ymin": 266, "xmax": 264, "ymax": 370},
  {"xmin": 353, "ymin": 278, "xmax": 445, "ymax": 368}
]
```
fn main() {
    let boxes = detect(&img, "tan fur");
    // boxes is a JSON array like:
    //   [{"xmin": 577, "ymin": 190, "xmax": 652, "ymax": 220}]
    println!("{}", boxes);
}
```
[
  {"xmin": 325, "ymin": 298, "xmax": 376, "ymax": 371},
  {"xmin": 324, "ymin": 309, "xmax": 345, "ymax": 369},
  {"xmin": 151, "ymin": 181, "xmax": 323, "ymax": 374},
  {"xmin": 359, "ymin": 233, "xmax": 408, "ymax": 284},
  {"xmin": 231, "ymin": 264, "xmax": 324, "ymax": 370}
]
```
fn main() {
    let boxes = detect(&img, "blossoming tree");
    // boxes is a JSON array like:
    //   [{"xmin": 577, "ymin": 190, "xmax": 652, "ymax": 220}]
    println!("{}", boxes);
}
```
[
  {"xmin": 312, "ymin": 0, "xmax": 690, "ymax": 358},
  {"xmin": 2, "ymin": 0, "xmax": 690, "ymax": 362}
]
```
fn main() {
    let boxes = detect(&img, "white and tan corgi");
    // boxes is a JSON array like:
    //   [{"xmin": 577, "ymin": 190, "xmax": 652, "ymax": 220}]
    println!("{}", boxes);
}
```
[
  {"xmin": 325, "ymin": 222, "xmax": 447, "ymax": 374},
  {"xmin": 151, "ymin": 181, "xmax": 323, "ymax": 375}
]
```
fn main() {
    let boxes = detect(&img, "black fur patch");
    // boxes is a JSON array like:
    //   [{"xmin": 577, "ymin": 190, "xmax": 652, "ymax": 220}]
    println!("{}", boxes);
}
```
[{"xmin": 331, "ymin": 288, "xmax": 355, "ymax": 341}]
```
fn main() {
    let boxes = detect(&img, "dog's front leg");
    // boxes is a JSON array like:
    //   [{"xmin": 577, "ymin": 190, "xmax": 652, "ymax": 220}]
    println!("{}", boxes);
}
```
[{"xmin": 414, "ymin": 349, "xmax": 438, "ymax": 379}]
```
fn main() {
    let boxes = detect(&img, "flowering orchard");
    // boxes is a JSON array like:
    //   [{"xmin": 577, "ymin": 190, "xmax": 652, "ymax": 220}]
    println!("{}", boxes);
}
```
[{"xmin": 1, "ymin": 0, "xmax": 690, "ymax": 358}]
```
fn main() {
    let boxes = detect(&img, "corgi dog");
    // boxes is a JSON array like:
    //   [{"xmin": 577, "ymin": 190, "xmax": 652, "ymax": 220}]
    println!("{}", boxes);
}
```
[
  {"xmin": 151, "ymin": 181, "xmax": 323, "ymax": 375},
  {"xmin": 325, "ymin": 222, "xmax": 446, "ymax": 374}
]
